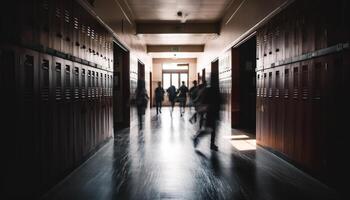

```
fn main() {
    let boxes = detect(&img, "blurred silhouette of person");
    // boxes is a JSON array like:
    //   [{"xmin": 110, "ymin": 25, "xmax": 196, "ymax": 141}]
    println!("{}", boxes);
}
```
[
  {"xmin": 177, "ymin": 81, "xmax": 189, "ymax": 117},
  {"xmin": 190, "ymin": 80, "xmax": 207, "ymax": 128},
  {"xmin": 166, "ymin": 84, "xmax": 177, "ymax": 113},
  {"xmin": 192, "ymin": 75, "xmax": 222, "ymax": 151},
  {"xmin": 155, "ymin": 81, "xmax": 165, "ymax": 115},
  {"xmin": 188, "ymin": 80, "xmax": 198, "ymax": 112},
  {"xmin": 135, "ymin": 80, "xmax": 149, "ymax": 130}
]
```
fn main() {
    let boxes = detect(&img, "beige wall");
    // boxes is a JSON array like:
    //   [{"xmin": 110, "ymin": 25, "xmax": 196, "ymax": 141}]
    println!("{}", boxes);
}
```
[{"xmin": 152, "ymin": 58, "xmax": 197, "ymax": 106}]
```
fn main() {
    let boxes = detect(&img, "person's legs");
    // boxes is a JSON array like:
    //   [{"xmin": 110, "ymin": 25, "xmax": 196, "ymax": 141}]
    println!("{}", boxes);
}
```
[
  {"xmin": 180, "ymin": 100, "xmax": 185, "ymax": 116},
  {"xmin": 137, "ymin": 108, "xmax": 143, "ymax": 130},
  {"xmin": 160, "ymin": 101, "xmax": 162, "ymax": 114},
  {"xmin": 192, "ymin": 128, "xmax": 210, "ymax": 147},
  {"xmin": 156, "ymin": 101, "xmax": 160, "ymax": 114},
  {"xmin": 209, "ymin": 119, "xmax": 218, "ymax": 151},
  {"xmin": 170, "ymin": 100, "xmax": 175, "ymax": 112},
  {"xmin": 199, "ymin": 113, "xmax": 204, "ymax": 129}
]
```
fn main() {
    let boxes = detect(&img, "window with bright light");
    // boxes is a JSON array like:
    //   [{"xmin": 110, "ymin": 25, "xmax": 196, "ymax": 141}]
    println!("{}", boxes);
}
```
[{"xmin": 162, "ymin": 63, "xmax": 189, "ymax": 90}]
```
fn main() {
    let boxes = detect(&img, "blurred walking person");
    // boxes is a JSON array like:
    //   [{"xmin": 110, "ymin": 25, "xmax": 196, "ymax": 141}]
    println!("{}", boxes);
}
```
[
  {"xmin": 167, "ymin": 84, "xmax": 177, "ymax": 113},
  {"xmin": 135, "ymin": 80, "xmax": 149, "ymax": 130},
  {"xmin": 190, "ymin": 80, "xmax": 207, "ymax": 128},
  {"xmin": 188, "ymin": 80, "xmax": 198, "ymax": 112},
  {"xmin": 177, "ymin": 81, "xmax": 189, "ymax": 117},
  {"xmin": 192, "ymin": 77, "xmax": 222, "ymax": 151},
  {"xmin": 155, "ymin": 81, "xmax": 165, "ymax": 115}
]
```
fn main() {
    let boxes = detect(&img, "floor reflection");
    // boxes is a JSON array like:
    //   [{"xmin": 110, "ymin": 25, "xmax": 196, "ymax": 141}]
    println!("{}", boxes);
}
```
[{"xmin": 42, "ymin": 107, "xmax": 341, "ymax": 200}]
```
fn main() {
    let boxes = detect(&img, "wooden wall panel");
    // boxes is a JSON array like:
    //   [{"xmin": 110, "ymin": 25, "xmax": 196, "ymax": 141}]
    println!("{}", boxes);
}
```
[{"xmin": 256, "ymin": 0, "xmax": 350, "ymax": 193}]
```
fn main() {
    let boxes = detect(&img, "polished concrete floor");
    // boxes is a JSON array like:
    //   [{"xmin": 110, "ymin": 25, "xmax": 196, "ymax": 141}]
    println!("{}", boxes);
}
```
[{"xmin": 42, "ymin": 107, "xmax": 340, "ymax": 200}]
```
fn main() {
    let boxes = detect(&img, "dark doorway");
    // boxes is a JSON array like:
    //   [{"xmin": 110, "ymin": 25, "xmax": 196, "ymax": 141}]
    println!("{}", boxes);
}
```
[
  {"xmin": 113, "ymin": 41, "xmax": 130, "ymax": 130},
  {"xmin": 202, "ymin": 68, "xmax": 206, "ymax": 83},
  {"xmin": 211, "ymin": 59, "xmax": 219, "ymax": 88},
  {"xmin": 236, "ymin": 36, "xmax": 257, "ymax": 132},
  {"xmin": 138, "ymin": 60, "xmax": 145, "ymax": 81}
]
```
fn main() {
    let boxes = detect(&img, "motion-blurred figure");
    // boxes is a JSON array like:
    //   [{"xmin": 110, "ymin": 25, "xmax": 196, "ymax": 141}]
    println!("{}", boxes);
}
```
[
  {"xmin": 177, "ymin": 81, "xmax": 189, "ymax": 117},
  {"xmin": 190, "ymin": 80, "xmax": 207, "ymax": 128},
  {"xmin": 188, "ymin": 80, "xmax": 198, "ymax": 112},
  {"xmin": 166, "ymin": 84, "xmax": 177, "ymax": 113},
  {"xmin": 155, "ymin": 81, "xmax": 165, "ymax": 115},
  {"xmin": 192, "ymin": 77, "xmax": 222, "ymax": 151},
  {"xmin": 135, "ymin": 80, "xmax": 149, "ymax": 130}
]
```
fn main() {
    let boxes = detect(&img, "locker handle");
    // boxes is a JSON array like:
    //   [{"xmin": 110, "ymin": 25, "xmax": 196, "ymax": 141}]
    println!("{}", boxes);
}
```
[
  {"xmin": 276, "ymin": 48, "xmax": 280, "ymax": 52},
  {"xmin": 264, "ymin": 53, "xmax": 267, "ymax": 57},
  {"xmin": 82, "ymin": 45, "xmax": 86, "ymax": 49},
  {"xmin": 56, "ymin": 33, "xmax": 63, "ymax": 38},
  {"xmin": 269, "ymin": 51, "xmax": 272, "ymax": 55},
  {"xmin": 65, "ymin": 37, "xmax": 71, "ymax": 42},
  {"xmin": 75, "ymin": 42, "xmax": 80, "ymax": 46}
]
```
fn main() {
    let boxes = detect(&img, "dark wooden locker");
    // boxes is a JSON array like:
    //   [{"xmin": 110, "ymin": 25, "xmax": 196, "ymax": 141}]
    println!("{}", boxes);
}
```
[
  {"xmin": 72, "ymin": 1, "xmax": 80, "ymax": 58},
  {"xmin": 79, "ymin": 13, "xmax": 87, "ymax": 61},
  {"xmin": 283, "ymin": 65, "xmax": 294, "ymax": 156},
  {"xmin": 51, "ymin": 0, "xmax": 63, "ymax": 52},
  {"xmin": 269, "ymin": 70, "xmax": 276, "ymax": 148},
  {"xmin": 38, "ymin": 0, "xmax": 51, "ymax": 48},
  {"xmin": 63, "ymin": 60, "xmax": 74, "ymax": 168},
  {"xmin": 80, "ymin": 66, "xmax": 88, "ymax": 156},
  {"xmin": 62, "ymin": 0, "xmax": 73, "ymax": 55},
  {"xmin": 91, "ymin": 70, "xmax": 97, "ymax": 148},
  {"xmin": 256, "ymin": 72, "xmax": 262, "ymax": 143},
  {"xmin": 261, "ymin": 71, "xmax": 268, "ymax": 146},
  {"xmin": 17, "ymin": 48, "xmax": 40, "ymax": 193},
  {"xmin": 18, "ymin": 0, "xmax": 38, "ymax": 47},
  {"xmin": 38, "ymin": 53, "xmax": 53, "ymax": 189},
  {"xmin": 299, "ymin": 61, "xmax": 312, "ymax": 167},
  {"xmin": 274, "ymin": 69, "xmax": 284, "ymax": 152},
  {"xmin": 72, "ymin": 63, "xmax": 82, "ymax": 163},
  {"xmin": 52, "ymin": 56, "xmax": 65, "ymax": 178},
  {"xmin": 289, "ymin": 63, "xmax": 300, "ymax": 161}
]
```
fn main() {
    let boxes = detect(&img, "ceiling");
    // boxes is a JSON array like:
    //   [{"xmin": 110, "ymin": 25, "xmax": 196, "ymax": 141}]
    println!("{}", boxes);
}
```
[
  {"xmin": 87, "ymin": 0, "xmax": 290, "ymax": 60},
  {"xmin": 139, "ymin": 33, "xmax": 218, "ymax": 45},
  {"xmin": 127, "ymin": 0, "xmax": 234, "ymax": 22}
]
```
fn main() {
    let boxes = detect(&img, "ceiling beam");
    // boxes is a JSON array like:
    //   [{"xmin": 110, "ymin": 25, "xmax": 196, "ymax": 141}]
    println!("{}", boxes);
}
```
[
  {"xmin": 136, "ymin": 22, "xmax": 220, "ymax": 34},
  {"xmin": 147, "ymin": 45, "xmax": 205, "ymax": 53}
]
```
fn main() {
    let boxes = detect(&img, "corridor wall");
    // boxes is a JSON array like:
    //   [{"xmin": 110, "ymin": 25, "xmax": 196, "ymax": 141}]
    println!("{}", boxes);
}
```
[
  {"xmin": 255, "ymin": 0, "xmax": 350, "ymax": 192},
  {"xmin": 0, "ymin": 0, "xmax": 114, "ymax": 198}
]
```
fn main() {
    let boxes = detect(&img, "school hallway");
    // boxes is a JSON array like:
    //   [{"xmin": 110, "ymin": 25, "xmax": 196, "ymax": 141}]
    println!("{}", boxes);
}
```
[{"xmin": 41, "ymin": 108, "xmax": 338, "ymax": 200}]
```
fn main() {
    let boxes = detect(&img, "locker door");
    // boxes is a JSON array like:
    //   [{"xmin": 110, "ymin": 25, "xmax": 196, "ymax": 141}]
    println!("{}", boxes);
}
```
[
  {"xmin": 38, "ymin": 0, "xmax": 51, "ymax": 48},
  {"xmin": 292, "ymin": 63, "xmax": 302, "ymax": 162},
  {"xmin": 64, "ymin": 60, "xmax": 74, "ymax": 168},
  {"xmin": 38, "ymin": 53, "xmax": 52, "ymax": 187},
  {"xmin": 80, "ymin": 66, "xmax": 88, "ymax": 155},
  {"xmin": 275, "ymin": 69, "xmax": 284, "ymax": 152},
  {"xmin": 95, "ymin": 71, "xmax": 101, "ymax": 143},
  {"xmin": 52, "ymin": 56, "xmax": 65, "ymax": 177},
  {"xmin": 90, "ymin": 70, "xmax": 96, "ymax": 148},
  {"xmin": 52, "ymin": 0, "xmax": 63, "ymax": 52},
  {"xmin": 19, "ymin": 0, "xmax": 37, "ymax": 46},
  {"xmin": 72, "ymin": 63, "xmax": 82, "ymax": 163},
  {"xmin": 62, "ymin": 0, "xmax": 73, "ymax": 55},
  {"xmin": 17, "ymin": 48, "xmax": 39, "ymax": 191},
  {"xmin": 256, "ymin": 72, "xmax": 262, "ymax": 143}
]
